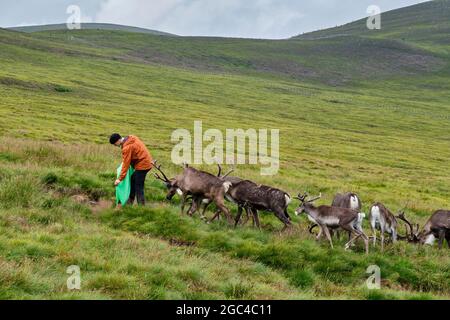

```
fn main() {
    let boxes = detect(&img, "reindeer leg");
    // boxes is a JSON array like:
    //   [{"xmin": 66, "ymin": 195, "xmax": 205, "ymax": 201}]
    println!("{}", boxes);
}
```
[
  {"xmin": 392, "ymin": 227, "xmax": 398, "ymax": 243},
  {"xmin": 248, "ymin": 207, "xmax": 255, "ymax": 227},
  {"xmin": 345, "ymin": 227, "xmax": 369, "ymax": 254},
  {"xmin": 316, "ymin": 226, "xmax": 323, "ymax": 241},
  {"xmin": 438, "ymin": 229, "xmax": 445, "ymax": 249},
  {"xmin": 329, "ymin": 229, "xmax": 334, "ymax": 238},
  {"xmin": 341, "ymin": 225, "xmax": 360, "ymax": 250},
  {"xmin": 209, "ymin": 210, "xmax": 221, "ymax": 223},
  {"xmin": 322, "ymin": 225, "xmax": 334, "ymax": 249},
  {"xmin": 180, "ymin": 194, "xmax": 188, "ymax": 215},
  {"xmin": 284, "ymin": 208, "xmax": 291, "ymax": 222},
  {"xmin": 234, "ymin": 206, "xmax": 243, "ymax": 228},
  {"xmin": 446, "ymin": 232, "xmax": 450, "ymax": 249},
  {"xmin": 370, "ymin": 220, "xmax": 377, "ymax": 247},
  {"xmin": 362, "ymin": 230, "xmax": 370, "ymax": 254},
  {"xmin": 345, "ymin": 233, "xmax": 361, "ymax": 251},
  {"xmin": 335, "ymin": 230, "xmax": 340, "ymax": 241},
  {"xmin": 274, "ymin": 207, "xmax": 291, "ymax": 230},
  {"xmin": 187, "ymin": 197, "xmax": 200, "ymax": 217},
  {"xmin": 200, "ymin": 201, "xmax": 212, "ymax": 220},
  {"xmin": 242, "ymin": 207, "xmax": 251, "ymax": 226},
  {"xmin": 252, "ymin": 208, "xmax": 261, "ymax": 230},
  {"xmin": 241, "ymin": 207, "xmax": 257, "ymax": 228},
  {"xmin": 193, "ymin": 197, "xmax": 207, "ymax": 218},
  {"xmin": 348, "ymin": 231, "xmax": 354, "ymax": 247},
  {"xmin": 372, "ymin": 231, "xmax": 377, "ymax": 247},
  {"xmin": 184, "ymin": 202, "xmax": 192, "ymax": 215},
  {"xmin": 215, "ymin": 197, "xmax": 233, "ymax": 224},
  {"xmin": 380, "ymin": 226, "xmax": 385, "ymax": 252}
]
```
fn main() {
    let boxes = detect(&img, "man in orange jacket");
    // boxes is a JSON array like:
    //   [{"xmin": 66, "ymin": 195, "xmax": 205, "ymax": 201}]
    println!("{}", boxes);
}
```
[{"xmin": 110, "ymin": 133, "xmax": 153, "ymax": 206}]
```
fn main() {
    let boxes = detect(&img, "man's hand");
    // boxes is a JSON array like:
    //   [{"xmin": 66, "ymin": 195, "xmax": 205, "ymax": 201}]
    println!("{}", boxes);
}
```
[{"xmin": 114, "ymin": 179, "xmax": 121, "ymax": 186}]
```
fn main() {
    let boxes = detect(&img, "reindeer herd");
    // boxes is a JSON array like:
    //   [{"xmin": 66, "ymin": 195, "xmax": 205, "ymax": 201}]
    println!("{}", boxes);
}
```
[{"xmin": 153, "ymin": 162, "xmax": 450, "ymax": 254}]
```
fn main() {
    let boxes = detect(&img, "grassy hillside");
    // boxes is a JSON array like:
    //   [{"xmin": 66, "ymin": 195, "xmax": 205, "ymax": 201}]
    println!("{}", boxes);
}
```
[
  {"xmin": 295, "ymin": 0, "xmax": 450, "ymax": 43},
  {"xmin": 0, "ymin": 1, "xmax": 449, "ymax": 299},
  {"xmin": 8, "ymin": 23, "xmax": 176, "ymax": 36},
  {"xmin": 21, "ymin": 28, "xmax": 447, "ymax": 86}
]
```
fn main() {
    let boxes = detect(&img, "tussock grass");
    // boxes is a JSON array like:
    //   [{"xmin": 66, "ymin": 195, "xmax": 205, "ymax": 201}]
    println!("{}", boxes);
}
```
[
  {"xmin": 0, "ymin": 139, "xmax": 448, "ymax": 299},
  {"xmin": 0, "ymin": 140, "xmax": 309, "ymax": 300}
]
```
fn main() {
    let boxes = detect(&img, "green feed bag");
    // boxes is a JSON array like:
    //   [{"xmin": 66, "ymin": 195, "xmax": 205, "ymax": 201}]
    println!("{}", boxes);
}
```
[{"xmin": 115, "ymin": 163, "xmax": 135, "ymax": 206}]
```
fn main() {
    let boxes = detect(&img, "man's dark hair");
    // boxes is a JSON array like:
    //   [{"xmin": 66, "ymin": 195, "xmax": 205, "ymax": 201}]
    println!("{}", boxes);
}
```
[{"xmin": 109, "ymin": 133, "xmax": 122, "ymax": 145}]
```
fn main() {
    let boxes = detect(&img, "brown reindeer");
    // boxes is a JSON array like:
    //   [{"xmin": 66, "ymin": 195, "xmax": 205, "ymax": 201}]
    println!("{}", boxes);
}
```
[
  {"xmin": 215, "ymin": 165, "xmax": 262, "ymax": 227},
  {"xmin": 184, "ymin": 164, "xmax": 237, "ymax": 219},
  {"xmin": 224, "ymin": 180, "xmax": 292, "ymax": 230},
  {"xmin": 332, "ymin": 192, "xmax": 362, "ymax": 211},
  {"xmin": 369, "ymin": 202, "xmax": 399, "ymax": 251},
  {"xmin": 397, "ymin": 210, "xmax": 450, "ymax": 249},
  {"xmin": 153, "ymin": 162, "xmax": 234, "ymax": 223},
  {"xmin": 295, "ymin": 192, "xmax": 369, "ymax": 254},
  {"xmin": 310, "ymin": 192, "xmax": 362, "ymax": 241}
]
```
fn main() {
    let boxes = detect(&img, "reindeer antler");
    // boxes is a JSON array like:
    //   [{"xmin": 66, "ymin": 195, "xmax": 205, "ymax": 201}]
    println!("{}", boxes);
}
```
[
  {"xmin": 152, "ymin": 160, "xmax": 171, "ymax": 183},
  {"xmin": 306, "ymin": 193, "xmax": 322, "ymax": 203},
  {"xmin": 216, "ymin": 164, "xmax": 234, "ymax": 178},
  {"xmin": 216, "ymin": 164, "xmax": 222, "ymax": 177},
  {"xmin": 396, "ymin": 212, "xmax": 416, "ymax": 241},
  {"xmin": 222, "ymin": 166, "xmax": 234, "ymax": 178},
  {"xmin": 295, "ymin": 192, "xmax": 308, "ymax": 202},
  {"xmin": 413, "ymin": 223, "xmax": 420, "ymax": 240}
]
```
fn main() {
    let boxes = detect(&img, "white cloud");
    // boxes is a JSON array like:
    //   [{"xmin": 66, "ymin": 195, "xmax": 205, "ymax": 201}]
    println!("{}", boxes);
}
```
[
  {"xmin": 95, "ymin": 0, "xmax": 182, "ymax": 28},
  {"xmin": 95, "ymin": 0, "xmax": 305, "ymax": 38}
]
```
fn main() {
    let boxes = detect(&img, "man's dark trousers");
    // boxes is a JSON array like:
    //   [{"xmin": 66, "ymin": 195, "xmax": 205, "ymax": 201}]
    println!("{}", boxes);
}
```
[{"xmin": 128, "ymin": 169, "xmax": 150, "ymax": 205}]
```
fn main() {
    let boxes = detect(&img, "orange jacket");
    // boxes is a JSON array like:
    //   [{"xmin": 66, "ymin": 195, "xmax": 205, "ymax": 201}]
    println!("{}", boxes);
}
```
[{"xmin": 119, "ymin": 135, "xmax": 153, "ymax": 181}]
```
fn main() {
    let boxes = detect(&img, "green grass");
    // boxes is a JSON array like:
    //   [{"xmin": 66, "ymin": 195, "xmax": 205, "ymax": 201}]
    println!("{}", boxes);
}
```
[
  {"xmin": 0, "ymin": 142, "xmax": 306, "ymax": 299},
  {"xmin": 0, "ymin": 140, "xmax": 448, "ymax": 299},
  {"xmin": 0, "ymin": 1, "xmax": 449, "ymax": 299}
]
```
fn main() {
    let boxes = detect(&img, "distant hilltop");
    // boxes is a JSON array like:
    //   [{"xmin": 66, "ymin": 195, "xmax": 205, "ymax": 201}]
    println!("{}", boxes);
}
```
[{"xmin": 7, "ymin": 23, "xmax": 177, "ymax": 36}]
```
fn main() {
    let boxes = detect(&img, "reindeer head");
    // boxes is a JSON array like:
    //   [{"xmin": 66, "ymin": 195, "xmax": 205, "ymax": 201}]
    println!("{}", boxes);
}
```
[
  {"xmin": 294, "ymin": 192, "xmax": 322, "ymax": 216},
  {"xmin": 153, "ymin": 161, "xmax": 181, "ymax": 200}
]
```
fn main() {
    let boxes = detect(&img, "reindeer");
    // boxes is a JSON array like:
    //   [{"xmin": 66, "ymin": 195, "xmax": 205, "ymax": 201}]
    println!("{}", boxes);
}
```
[
  {"xmin": 309, "ymin": 192, "xmax": 362, "ymax": 240},
  {"xmin": 153, "ymin": 162, "xmax": 234, "ymax": 223},
  {"xmin": 217, "ymin": 165, "xmax": 259, "ymax": 227},
  {"xmin": 369, "ymin": 202, "xmax": 399, "ymax": 251},
  {"xmin": 332, "ymin": 192, "xmax": 362, "ymax": 211},
  {"xmin": 223, "ymin": 180, "xmax": 292, "ymax": 230},
  {"xmin": 397, "ymin": 210, "xmax": 450, "ymax": 249},
  {"xmin": 295, "ymin": 192, "xmax": 369, "ymax": 254},
  {"xmin": 186, "ymin": 164, "xmax": 239, "ymax": 220}
]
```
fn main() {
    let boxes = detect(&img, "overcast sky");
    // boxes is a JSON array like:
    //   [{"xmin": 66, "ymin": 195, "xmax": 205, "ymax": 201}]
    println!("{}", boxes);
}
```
[{"xmin": 0, "ymin": 0, "xmax": 430, "ymax": 39}]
